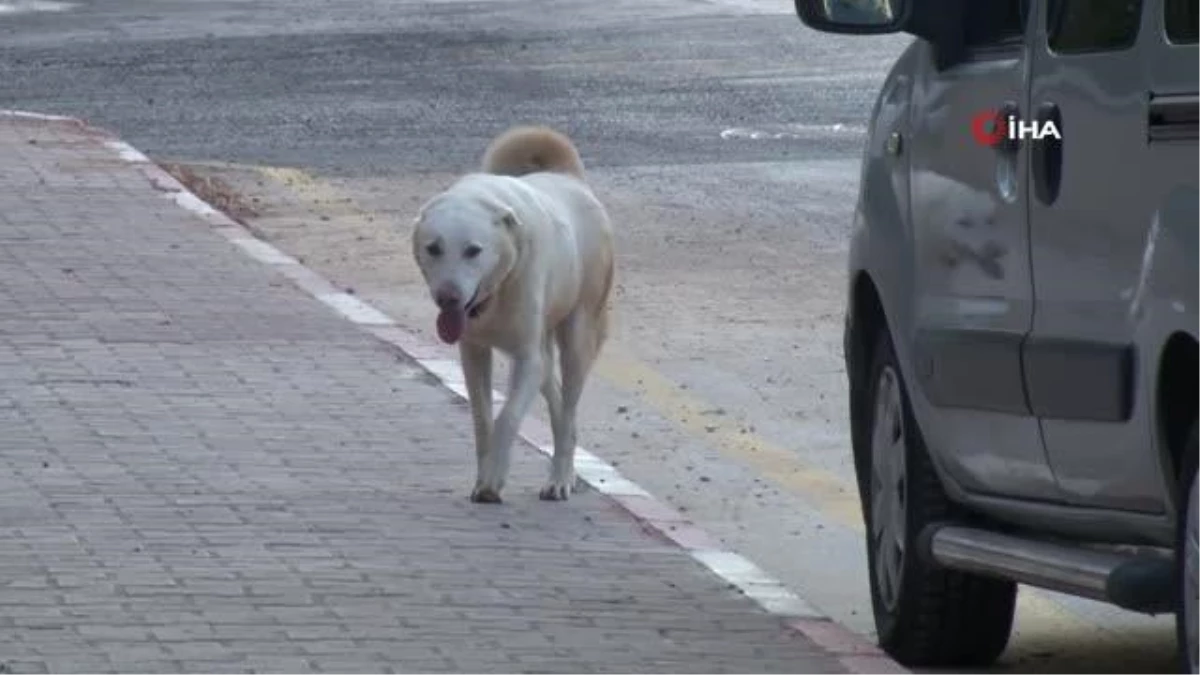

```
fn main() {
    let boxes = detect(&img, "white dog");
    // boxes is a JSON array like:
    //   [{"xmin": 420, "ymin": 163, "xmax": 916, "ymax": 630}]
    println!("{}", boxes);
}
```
[{"xmin": 410, "ymin": 126, "xmax": 615, "ymax": 503}]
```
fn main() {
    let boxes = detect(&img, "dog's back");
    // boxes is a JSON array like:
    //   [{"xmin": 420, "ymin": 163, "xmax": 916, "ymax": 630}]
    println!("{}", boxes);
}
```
[
  {"xmin": 481, "ymin": 126, "xmax": 586, "ymax": 180},
  {"xmin": 479, "ymin": 126, "xmax": 612, "ymax": 358}
]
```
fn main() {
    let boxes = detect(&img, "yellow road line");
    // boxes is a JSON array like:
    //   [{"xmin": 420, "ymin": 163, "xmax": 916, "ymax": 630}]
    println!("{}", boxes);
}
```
[
  {"xmin": 258, "ymin": 166, "xmax": 354, "ymax": 209},
  {"xmin": 592, "ymin": 349, "xmax": 1163, "ymax": 663},
  {"xmin": 595, "ymin": 350, "xmax": 865, "ymax": 528},
  {"xmin": 247, "ymin": 163, "xmax": 1172, "ymax": 665}
]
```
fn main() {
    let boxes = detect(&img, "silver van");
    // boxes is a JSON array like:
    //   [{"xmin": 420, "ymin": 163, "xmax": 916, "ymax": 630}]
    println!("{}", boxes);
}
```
[{"xmin": 792, "ymin": 0, "xmax": 1198, "ymax": 669}]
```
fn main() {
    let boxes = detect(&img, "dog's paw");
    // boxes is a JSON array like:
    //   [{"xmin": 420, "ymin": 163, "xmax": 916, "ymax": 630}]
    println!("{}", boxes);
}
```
[
  {"xmin": 538, "ymin": 479, "xmax": 574, "ymax": 501},
  {"xmin": 470, "ymin": 485, "xmax": 504, "ymax": 504}
]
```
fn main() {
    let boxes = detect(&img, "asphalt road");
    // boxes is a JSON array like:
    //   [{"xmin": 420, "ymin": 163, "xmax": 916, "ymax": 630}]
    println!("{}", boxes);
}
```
[
  {"xmin": 0, "ymin": 0, "xmax": 1179, "ymax": 672},
  {"xmin": 1, "ymin": 0, "xmax": 881, "ymax": 179}
]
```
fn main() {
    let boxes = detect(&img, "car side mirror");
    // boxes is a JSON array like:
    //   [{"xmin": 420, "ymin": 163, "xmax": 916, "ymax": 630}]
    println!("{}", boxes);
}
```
[
  {"xmin": 793, "ymin": 0, "xmax": 907, "ymax": 34},
  {"xmin": 793, "ymin": 0, "xmax": 969, "ymax": 70}
]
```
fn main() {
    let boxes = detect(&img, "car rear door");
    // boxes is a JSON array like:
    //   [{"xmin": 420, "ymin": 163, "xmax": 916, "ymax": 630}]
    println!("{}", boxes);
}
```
[
  {"xmin": 1024, "ymin": 0, "xmax": 1198, "ymax": 512},
  {"xmin": 1141, "ymin": 0, "xmax": 1200, "ymax": 508}
]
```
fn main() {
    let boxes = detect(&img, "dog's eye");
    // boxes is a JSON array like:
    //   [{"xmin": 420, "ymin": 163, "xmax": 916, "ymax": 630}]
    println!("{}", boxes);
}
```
[
  {"xmin": 463, "ymin": 244, "xmax": 483, "ymax": 259},
  {"xmin": 425, "ymin": 242, "xmax": 443, "ymax": 257}
]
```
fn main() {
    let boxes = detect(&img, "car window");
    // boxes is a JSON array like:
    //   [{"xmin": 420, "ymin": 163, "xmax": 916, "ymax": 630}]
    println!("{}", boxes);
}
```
[
  {"xmin": 955, "ymin": 0, "xmax": 1032, "ymax": 55},
  {"xmin": 1048, "ymin": 0, "xmax": 1143, "ymax": 53},
  {"xmin": 1165, "ymin": 0, "xmax": 1198, "ymax": 44},
  {"xmin": 965, "ymin": 0, "xmax": 1030, "ymax": 47}
]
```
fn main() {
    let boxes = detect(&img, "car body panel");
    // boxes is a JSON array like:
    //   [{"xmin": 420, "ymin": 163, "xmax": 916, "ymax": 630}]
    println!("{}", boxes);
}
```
[
  {"xmin": 1023, "ymin": 0, "xmax": 1197, "ymax": 515},
  {"xmin": 904, "ymin": 36, "xmax": 1064, "ymax": 501},
  {"xmin": 841, "ymin": 0, "xmax": 1196, "ymax": 547}
]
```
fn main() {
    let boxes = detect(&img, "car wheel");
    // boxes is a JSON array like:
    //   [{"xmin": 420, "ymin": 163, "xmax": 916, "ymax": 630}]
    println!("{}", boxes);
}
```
[
  {"xmin": 862, "ymin": 327, "xmax": 1017, "ymax": 668},
  {"xmin": 1177, "ymin": 423, "xmax": 1198, "ymax": 674}
]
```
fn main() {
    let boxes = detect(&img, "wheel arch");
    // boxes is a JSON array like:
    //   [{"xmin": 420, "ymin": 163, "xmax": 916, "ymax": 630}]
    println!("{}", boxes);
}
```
[
  {"xmin": 847, "ymin": 270, "xmax": 891, "ymax": 501},
  {"xmin": 1156, "ymin": 331, "xmax": 1198, "ymax": 510}
]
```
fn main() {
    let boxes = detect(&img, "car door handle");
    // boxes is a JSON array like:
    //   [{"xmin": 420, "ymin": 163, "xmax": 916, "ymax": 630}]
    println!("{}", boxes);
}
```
[
  {"xmin": 1031, "ymin": 101, "xmax": 1063, "ymax": 206},
  {"xmin": 995, "ymin": 101, "xmax": 1021, "ymax": 154},
  {"xmin": 1148, "ymin": 92, "xmax": 1199, "ymax": 142}
]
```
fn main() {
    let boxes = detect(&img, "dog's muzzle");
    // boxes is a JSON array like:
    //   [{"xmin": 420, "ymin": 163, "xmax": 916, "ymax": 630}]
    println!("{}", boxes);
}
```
[{"xmin": 465, "ymin": 289, "xmax": 490, "ymax": 319}]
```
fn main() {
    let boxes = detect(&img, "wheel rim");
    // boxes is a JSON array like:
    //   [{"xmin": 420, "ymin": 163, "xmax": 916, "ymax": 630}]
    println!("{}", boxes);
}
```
[
  {"xmin": 1186, "ymin": 473, "xmax": 1198, "ymax": 673},
  {"xmin": 870, "ymin": 365, "xmax": 907, "ymax": 613}
]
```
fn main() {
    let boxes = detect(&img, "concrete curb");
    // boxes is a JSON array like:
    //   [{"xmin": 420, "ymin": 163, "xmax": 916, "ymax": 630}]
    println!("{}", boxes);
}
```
[{"xmin": 3, "ymin": 110, "xmax": 907, "ymax": 675}]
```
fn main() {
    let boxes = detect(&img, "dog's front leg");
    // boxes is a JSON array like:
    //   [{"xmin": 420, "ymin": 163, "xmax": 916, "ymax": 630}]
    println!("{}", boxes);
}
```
[
  {"xmin": 460, "ymin": 342, "xmax": 493, "ymax": 496},
  {"xmin": 472, "ymin": 349, "xmax": 543, "ymax": 503}
]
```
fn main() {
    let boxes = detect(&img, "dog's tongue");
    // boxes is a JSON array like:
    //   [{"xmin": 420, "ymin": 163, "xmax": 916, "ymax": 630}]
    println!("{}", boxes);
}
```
[{"xmin": 436, "ymin": 308, "xmax": 466, "ymax": 344}]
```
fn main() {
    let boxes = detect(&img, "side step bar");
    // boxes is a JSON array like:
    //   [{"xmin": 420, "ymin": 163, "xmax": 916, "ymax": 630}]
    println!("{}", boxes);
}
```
[{"xmin": 920, "ymin": 524, "xmax": 1176, "ymax": 614}]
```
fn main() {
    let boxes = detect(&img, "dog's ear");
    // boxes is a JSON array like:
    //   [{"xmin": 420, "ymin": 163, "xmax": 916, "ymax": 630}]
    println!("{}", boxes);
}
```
[
  {"xmin": 414, "ymin": 192, "xmax": 448, "ymax": 225},
  {"xmin": 409, "ymin": 203, "xmax": 428, "ymax": 233},
  {"xmin": 409, "ymin": 213, "xmax": 426, "ymax": 242},
  {"xmin": 497, "ymin": 209, "xmax": 518, "ymax": 230}
]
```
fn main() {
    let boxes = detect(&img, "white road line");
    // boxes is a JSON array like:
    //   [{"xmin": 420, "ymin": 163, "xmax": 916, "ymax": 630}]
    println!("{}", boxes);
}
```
[
  {"xmin": 0, "ymin": 109, "xmax": 76, "ymax": 121},
  {"xmin": 103, "ymin": 140, "xmax": 151, "ymax": 163},
  {"xmin": 720, "ymin": 124, "xmax": 868, "ymax": 141},
  {"xmin": 315, "ymin": 292, "xmax": 396, "ymax": 326},
  {"xmin": 698, "ymin": 0, "xmax": 794, "ymax": 15},
  {"xmin": 228, "ymin": 237, "xmax": 300, "ymax": 266},
  {"xmin": 0, "ymin": 1, "xmax": 77, "ymax": 15}
]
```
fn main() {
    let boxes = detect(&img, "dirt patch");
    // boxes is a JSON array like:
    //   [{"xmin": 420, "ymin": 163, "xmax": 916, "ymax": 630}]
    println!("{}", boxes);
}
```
[{"xmin": 161, "ymin": 162, "xmax": 260, "ymax": 223}]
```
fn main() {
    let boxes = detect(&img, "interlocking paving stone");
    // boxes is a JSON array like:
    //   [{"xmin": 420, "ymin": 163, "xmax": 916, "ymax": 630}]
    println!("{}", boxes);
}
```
[{"xmin": 0, "ymin": 116, "xmax": 846, "ymax": 674}]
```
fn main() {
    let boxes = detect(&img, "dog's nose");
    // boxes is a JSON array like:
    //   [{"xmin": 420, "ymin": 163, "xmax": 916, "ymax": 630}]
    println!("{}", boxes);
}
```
[{"xmin": 434, "ymin": 286, "xmax": 462, "ymax": 309}]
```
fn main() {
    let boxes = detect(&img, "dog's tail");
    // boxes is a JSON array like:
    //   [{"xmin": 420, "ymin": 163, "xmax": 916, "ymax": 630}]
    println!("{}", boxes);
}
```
[{"xmin": 481, "ymin": 126, "xmax": 585, "ymax": 179}]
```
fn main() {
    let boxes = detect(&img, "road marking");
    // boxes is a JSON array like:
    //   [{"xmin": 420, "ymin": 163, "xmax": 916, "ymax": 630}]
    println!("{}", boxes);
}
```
[
  {"xmin": 597, "ymin": 350, "xmax": 865, "ymax": 527},
  {"xmin": 237, "ymin": 162, "xmax": 1175, "ymax": 666},
  {"xmin": 697, "ymin": 0, "xmax": 794, "ymax": 14},
  {"xmin": 0, "ymin": 109, "xmax": 76, "ymax": 121},
  {"xmin": 315, "ymin": 291, "xmax": 396, "ymax": 326},
  {"xmin": 720, "ymin": 124, "xmax": 867, "ymax": 141},
  {"xmin": 259, "ymin": 165, "xmax": 321, "ymax": 191},
  {"xmin": 0, "ymin": 1, "xmax": 76, "ymax": 15},
  {"xmin": 227, "ymin": 235, "xmax": 300, "ymax": 266},
  {"xmin": 103, "ymin": 139, "xmax": 151, "ymax": 163}
]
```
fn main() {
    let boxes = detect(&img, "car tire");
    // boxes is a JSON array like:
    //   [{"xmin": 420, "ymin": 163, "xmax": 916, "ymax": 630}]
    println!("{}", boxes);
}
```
[
  {"xmin": 861, "ymin": 327, "xmax": 1017, "ymax": 668},
  {"xmin": 1177, "ymin": 423, "xmax": 1198, "ymax": 674}
]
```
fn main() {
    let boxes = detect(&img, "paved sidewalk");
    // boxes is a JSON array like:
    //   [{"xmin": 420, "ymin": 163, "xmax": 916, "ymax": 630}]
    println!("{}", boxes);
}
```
[{"xmin": 0, "ymin": 114, "xmax": 851, "ymax": 673}]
